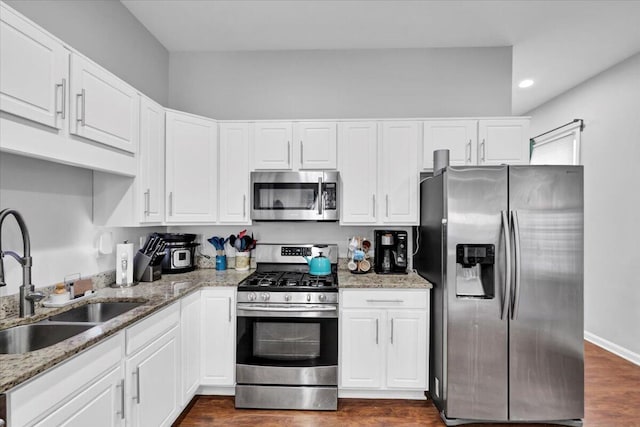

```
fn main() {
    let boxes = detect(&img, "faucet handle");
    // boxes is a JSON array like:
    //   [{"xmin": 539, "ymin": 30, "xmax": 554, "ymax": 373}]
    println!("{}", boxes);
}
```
[{"xmin": 26, "ymin": 290, "xmax": 46, "ymax": 302}]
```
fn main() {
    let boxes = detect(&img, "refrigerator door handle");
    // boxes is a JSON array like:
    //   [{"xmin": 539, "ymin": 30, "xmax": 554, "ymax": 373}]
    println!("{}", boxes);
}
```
[
  {"xmin": 500, "ymin": 210, "xmax": 511, "ymax": 319},
  {"xmin": 511, "ymin": 210, "xmax": 522, "ymax": 320}
]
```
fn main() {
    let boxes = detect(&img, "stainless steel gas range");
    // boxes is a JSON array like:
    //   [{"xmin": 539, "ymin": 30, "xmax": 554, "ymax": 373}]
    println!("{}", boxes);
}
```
[{"xmin": 235, "ymin": 243, "xmax": 339, "ymax": 411}]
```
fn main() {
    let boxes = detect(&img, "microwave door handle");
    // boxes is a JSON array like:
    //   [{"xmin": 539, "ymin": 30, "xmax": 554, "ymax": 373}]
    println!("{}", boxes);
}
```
[{"xmin": 318, "ymin": 177, "xmax": 323, "ymax": 215}]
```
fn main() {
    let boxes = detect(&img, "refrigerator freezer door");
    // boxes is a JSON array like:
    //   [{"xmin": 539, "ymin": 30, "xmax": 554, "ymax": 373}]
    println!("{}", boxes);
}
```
[
  {"xmin": 444, "ymin": 166, "xmax": 509, "ymax": 421},
  {"xmin": 508, "ymin": 166, "xmax": 584, "ymax": 421}
]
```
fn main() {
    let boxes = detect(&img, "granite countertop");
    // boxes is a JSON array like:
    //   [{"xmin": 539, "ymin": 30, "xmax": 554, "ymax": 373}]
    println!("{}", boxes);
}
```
[
  {"xmin": 0, "ymin": 268, "xmax": 251, "ymax": 393},
  {"xmin": 0, "ymin": 264, "xmax": 431, "ymax": 393}
]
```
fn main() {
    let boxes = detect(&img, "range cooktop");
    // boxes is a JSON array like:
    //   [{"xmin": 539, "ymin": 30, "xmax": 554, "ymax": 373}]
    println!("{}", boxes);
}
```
[{"xmin": 238, "ymin": 271, "xmax": 338, "ymax": 291}]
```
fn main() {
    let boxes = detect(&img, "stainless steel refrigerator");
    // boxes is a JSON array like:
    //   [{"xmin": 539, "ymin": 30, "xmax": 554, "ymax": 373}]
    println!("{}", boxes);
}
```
[{"xmin": 416, "ymin": 165, "xmax": 584, "ymax": 426}]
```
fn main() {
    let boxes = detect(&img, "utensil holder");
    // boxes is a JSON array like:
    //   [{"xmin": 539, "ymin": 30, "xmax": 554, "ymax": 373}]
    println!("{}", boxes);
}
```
[{"xmin": 235, "ymin": 251, "xmax": 250, "ymax": 271}]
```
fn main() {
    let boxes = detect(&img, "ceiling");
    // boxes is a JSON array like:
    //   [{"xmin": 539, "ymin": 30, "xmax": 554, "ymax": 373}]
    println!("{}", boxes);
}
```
[{"xmin": 121, "ymin": 0, "xmax": 640, "ymax": 114}]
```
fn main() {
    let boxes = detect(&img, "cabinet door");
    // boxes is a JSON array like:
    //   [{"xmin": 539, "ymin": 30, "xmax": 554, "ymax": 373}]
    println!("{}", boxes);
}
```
[
  {"xmin": 181, "ymin": 291, "xmax": 201, "ymax": 405},
  {"xmin": 386, "ymin": 310, "xmax": 427, "ymax": 389},
  {"xmin": 478, "ymin": 119, "xmax": 530, "ymax": 165},
  {"xmin": 32, "ymin": 366, "xmax": 124, "ymax": 427},
  {"xmin": 380, "ymin": 121, "xmax": 419, "ymax": 224},
  {"xmin": 201, "ymin": 288, "xmax": 236, "ymax": 385},
  {"xmin": 0, "ymin": 4, "xmax": 69, "ymax": 130},
  {"xmin": 298, "ymin": 122, "xmax": 337, "ymax": 169},
  {"xmin": 165, "ymin": 111, "xmax": 217, "ymax": 223},
  {"xmin": 127, "ymin": 326, "xmax": 180, "ymax": 427},
  {"xmin": 69, "ymin": 54, "xmax": 139, "ymax": 153},
  {"xmin": 219, "ymin": 122, "xmax": 251, "ymax": 223},
  {"xmin": 423, "ymin": 120, "xmax": 477, "ymax": 169},
  {"xmin": 138, "ymin": 96, "xmax": 165, "ymax": 223},
  {"xmin": 338, "ymin": 122, "xmax": 378, "ymax": 224},
  {"xmin": 340, "ymin": 310, "xmax": 384, "ymax": 388},
  {"xmin": 253, "ymin": 122, "xmax": 293, "ymax": 169}
]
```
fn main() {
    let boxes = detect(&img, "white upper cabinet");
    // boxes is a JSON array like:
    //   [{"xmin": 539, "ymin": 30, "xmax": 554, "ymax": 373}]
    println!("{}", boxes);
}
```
[
  {"xmin": 298, "ymin": 122, "xmax": 337, "ymax": 169},
  {"xmin": 0, "ymin": 3, "xmax": 69, "ymax": 129},
  {"xmin": 478, "ymin": 118, "xmax": 530, "ymax": 165},
  {"xmin": 219, "ymin": 122, "xmax": 251, "ymax": 224},
  {"xmin": 339, "ymin": 122, "xmax": 378, "ymax": 224},
  {"xmin": 165, "ymin": 110, "xmax": 217, "ymax": 223},
  {"xmin": 380, "ymin": 121, "xmax": 420, "ymax": 224},
  {"xmin": 69, "ymin": 53, "xmax": 139, "ymax": 153},
  {"xmin": 423, "ymin": 120, "xmax": 477, "ymax": 169},
  {"xmin": 138, "ymin": 96, "xmax": 165, "ymax": 224},
  {"xmin": 252, "ymin": 122, "xmax": 293, "ymax": 169}
]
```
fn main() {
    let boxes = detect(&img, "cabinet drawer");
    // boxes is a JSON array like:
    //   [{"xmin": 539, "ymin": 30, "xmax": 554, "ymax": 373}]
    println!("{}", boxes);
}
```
[
  {"xmin": 341, "ymin": 289, "xmax": 428, "ymax": 309},
  {"xmin": 126, "ymin": 302, "xmax": 179, "ymax": 356},
  {"xmin": 9, "ymin": 332, "xmax": 124, "ymax": 427}
]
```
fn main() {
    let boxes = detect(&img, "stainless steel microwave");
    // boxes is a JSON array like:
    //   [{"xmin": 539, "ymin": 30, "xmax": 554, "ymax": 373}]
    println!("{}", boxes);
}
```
[{"xmin": 250, "ymin": 171, "xmax": 339, "ymax": 221}]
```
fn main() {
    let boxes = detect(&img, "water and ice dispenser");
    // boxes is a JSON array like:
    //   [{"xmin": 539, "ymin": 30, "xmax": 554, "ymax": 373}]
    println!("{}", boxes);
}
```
[{"xmin": 455, "ymin": 244, "xmax": 495, "ymax": 298}]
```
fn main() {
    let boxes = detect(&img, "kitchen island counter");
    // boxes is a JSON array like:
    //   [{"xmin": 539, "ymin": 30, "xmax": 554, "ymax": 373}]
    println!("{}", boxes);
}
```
[{"xmin": 0, "ymin": 268, "xmax": 251, "ymax": 393}]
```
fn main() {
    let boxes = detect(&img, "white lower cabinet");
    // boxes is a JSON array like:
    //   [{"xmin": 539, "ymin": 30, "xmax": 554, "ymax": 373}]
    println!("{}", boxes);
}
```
[
  {"xmin": 340, "ymin": 289, "xmax": 429, "ymax": 398},
  {"xmin": 7, "ymin": 333, "xmax": 125, "ymax": 427},
  {"xmin": 201, "ymin": 288, "xmax": 236, "ymax": 388},
  {"xmin": 181, "ymin": 290, "xmax": 202, "ymax": 405},
  {"xmin": 125, "ymin": 302, "xmax": 181, "ymax": 427}
]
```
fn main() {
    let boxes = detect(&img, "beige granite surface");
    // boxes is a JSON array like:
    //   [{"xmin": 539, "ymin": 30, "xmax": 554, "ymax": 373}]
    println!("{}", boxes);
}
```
[
  {"xmin": 0, "ymin": 264, "xmax": 430, "ymax": 393},
  {"xmin": 0, "ymin": 268, "xmax": 251, "ymax": 393}
]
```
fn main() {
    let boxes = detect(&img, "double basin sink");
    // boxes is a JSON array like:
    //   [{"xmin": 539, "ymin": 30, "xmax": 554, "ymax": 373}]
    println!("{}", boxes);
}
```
[{"xmin": 0, "ymin": 301, "xmax": 144, "ymax": 355}]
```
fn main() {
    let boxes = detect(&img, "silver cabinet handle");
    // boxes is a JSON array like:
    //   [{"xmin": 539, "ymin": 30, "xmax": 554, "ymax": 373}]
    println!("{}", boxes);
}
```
[
  {"xmin": 116, "ymin": 378, "xmax": 125, "ymax": 419},
  {"xmin": 132, "ymin": 367, "xmax": 141, "ymax": 404},
  {"xmin": 390, "ymin": 318, "xmax": 394, "ymax": 344},
  {"xmin": 375, "ymin": 318, "xmax": 379, "ymax": 344},
  {"xmin": 76, "ymin": 88, "xmax": 85, "ymax": 126},
  {"xmin": 287, "ymin": 141, "xmax": 291, "ymax": 166},
  {"xmin": 500, "ymin": 210, "xmax": 511, "ymax": 320},
  {"xmin": 55, "ymin": 78, "xmax": 66, "ymax": 119},
  {"xmin": 317, "ymin": 177, "xmax": 323, "ymax": 215},
  {"xmin": 372, "ymin": 194, "xmax": 376, "ymax": 217},
  {"xmin": 144, "ymin": 189, "xmax": 150, "ymax": 216},
  {"xmin": 300, "ymin": 140, "xmax": 304, "ymax": 164},
  {"xmin": 243, "ymin": 195, "xmax": 246, "ymax": 219},
  {"xmin": 480, "ymin": 139, "xmax": 486, "ymax": 162},
  {"xmin": 228, "ymin": 297, "xmax": 232, "ymax": 322},
  {"xmin": 168, "ymin": 192, "xmax": 173, "ymax": 217},
  {"xmin": 366, "ymin": 299, "xmax": 403, "ymax": 303},
  {"xmin": 466, "ymin": 139, "xmax": 472, "ymax": 163},
  {"xmin": 385, "ymin": 194, "xmax": 389, "ymax": 217},
  {"xmin": 511, "ymin": 210, "xmax": 522, "ymax": 320}
]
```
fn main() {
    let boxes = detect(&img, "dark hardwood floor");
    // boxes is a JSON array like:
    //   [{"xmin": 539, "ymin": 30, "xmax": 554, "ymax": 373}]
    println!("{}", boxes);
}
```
[{"xmin": 176, "ymin": 342, "xmax": 640, "ymax": 427}]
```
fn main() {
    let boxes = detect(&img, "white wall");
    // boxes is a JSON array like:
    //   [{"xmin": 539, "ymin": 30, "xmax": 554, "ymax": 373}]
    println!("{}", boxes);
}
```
[
  {"xmin": 5, "ymin": 0, "xmax": 169, "ymax": 105},
  {"xmin": 0, "ymin": 154, "xmax": 160, "ymax": 296},
  {"xmin": 169, "ymin": 47, "xmax": 512, "ymax": 120},
  {"xmin": 527, "ymin": 53, "xmax": 640, "ymax": 362}
]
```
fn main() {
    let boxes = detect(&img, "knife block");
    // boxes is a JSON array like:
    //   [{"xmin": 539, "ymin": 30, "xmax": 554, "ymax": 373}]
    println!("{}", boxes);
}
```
[{"xmin": 134, "ymin": 251, "xmax": 164, "ymax": 282}]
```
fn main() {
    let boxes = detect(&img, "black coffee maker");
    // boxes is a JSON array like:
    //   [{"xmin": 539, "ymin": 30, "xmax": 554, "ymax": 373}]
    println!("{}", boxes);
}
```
[{"xmin": 374, "ymin": 230, "xmax": 408, "ymax": 274}]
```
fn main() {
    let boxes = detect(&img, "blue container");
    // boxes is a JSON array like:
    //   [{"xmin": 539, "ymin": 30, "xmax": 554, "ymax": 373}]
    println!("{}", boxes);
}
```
[{"xmin": 215, "ymin": 255, "xmax": 227, "ymax": 270}]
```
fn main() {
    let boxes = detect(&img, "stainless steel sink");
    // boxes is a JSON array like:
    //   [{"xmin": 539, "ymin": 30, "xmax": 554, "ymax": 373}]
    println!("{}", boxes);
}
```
[
  {"xmin": 47, "ymin": 302, "xmax": 144, "ymax": 323},
  {"xmin": 0, "ymin": 323, "xmax": 95, "ymax": 354}
]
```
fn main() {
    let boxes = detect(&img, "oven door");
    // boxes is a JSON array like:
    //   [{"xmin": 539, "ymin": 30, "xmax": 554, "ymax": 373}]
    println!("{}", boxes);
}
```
[
  {"xmin": 236, "ymin": 304, "xmax": 338, "ymax": 386},
  {"xmin": 250, "ymin": 171, "xmax": 338, "ymax": 221}
]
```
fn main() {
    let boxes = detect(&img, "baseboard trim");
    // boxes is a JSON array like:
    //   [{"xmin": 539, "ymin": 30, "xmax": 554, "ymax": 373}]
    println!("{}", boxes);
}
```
[
  {"xmin": 338, "ymin": 389, "xmax": 427, "ymax": 400},
  {"xmin": 197, "ymin": 385, "xmax": 235, "ymax": 396},
  {"xmin": 584, "ymin": 331, "xmax": 640, "ymax": 366}
]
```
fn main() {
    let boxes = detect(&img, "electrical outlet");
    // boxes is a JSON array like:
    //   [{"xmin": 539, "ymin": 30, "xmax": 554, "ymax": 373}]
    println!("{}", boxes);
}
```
[
  {"xmin": 435, "ymin": 377, "xmax": 440, "ymax": 398},
  {"xmin": 139, "ymin": 235, "xmax": 146, "ymax": 249}
]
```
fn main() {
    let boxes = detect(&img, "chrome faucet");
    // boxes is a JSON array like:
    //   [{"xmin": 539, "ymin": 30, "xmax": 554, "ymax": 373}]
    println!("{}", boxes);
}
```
[{"xmin": 0, "ymin": 208, "xmax": 45, "ymax": 316}]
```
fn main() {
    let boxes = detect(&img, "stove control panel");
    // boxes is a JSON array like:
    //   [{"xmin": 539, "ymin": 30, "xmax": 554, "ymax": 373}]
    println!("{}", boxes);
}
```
[
  {"xmin": 281, "ymin": 246, "xmax": 312, "ymax": 257},
  {"xmin": 237, "ymin": 291, "xmax": 338, "ymax": 304}
]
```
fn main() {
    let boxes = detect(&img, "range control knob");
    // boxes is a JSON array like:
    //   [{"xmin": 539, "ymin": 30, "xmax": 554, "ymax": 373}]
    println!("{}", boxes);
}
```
[
  {"xmin": 306, "ymin": 294, "xmax": 311, "ymax": 302},
  {"xmin": 248, "ymin": 292, "xmax": 257, "ymax": 301},
  {"xmin": 261, "ymin": 292, "xmax": 270, "ymax": 301},
  {"xmin": 284, "ymin": 294, "xmax": 291, "ymax": 302},
  {"xmin": 318, "ymin": 294, "xmax": 326, "ymax": 302}
]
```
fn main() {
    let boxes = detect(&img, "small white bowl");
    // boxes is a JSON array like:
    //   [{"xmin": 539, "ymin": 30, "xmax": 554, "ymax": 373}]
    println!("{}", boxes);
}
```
[{"xmin": 49, "ymin": 292, "xmax": 70, "ymax": 304}]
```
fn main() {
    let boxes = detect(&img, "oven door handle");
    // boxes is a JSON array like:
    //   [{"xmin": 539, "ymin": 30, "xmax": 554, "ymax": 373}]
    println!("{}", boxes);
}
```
[{"xmin": 237, "ymin": 305, "xmax": 338, "ymax": 318}]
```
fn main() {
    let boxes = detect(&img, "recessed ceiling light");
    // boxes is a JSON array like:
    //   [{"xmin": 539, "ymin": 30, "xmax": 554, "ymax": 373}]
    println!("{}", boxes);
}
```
[{"xmin": 518, "ymin": 79, "xmax": 534, "ymax": 88}]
